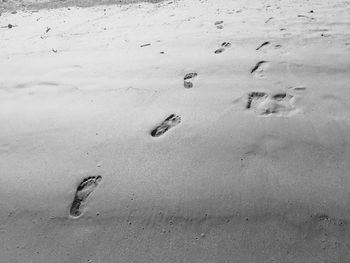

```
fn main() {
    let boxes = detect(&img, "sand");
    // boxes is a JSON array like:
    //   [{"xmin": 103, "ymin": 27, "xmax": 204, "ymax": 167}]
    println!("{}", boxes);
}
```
[{"xmin": 1, "ymin": 0, "xmax": 350, "ymax": 262}]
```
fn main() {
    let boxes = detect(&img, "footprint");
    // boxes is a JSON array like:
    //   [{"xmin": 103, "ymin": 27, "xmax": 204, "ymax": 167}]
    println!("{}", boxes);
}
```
[
  {"xmin": 69, "ymin": 176, "xmax": 102, "ymax": 218},
  {"xmin": 246, "ymin": 92, "xmax": 268, "ymax": 109},
  {"xmin": 221, "ymin": 42, "xmax": 231, "ymax": 48},
  {"xmin": 70, "ymin": 176, "xmax": 102, "ymax": 218},
  {"xmin": 184, "ymin": 72, "xmax": 198, "ymax": 89},
  {"xmin": 214, "ymin": 42, "xmax": 231, "ymax": 54},
  {"xmin": 184, "ymin": 82, "xmax": 193, "ymax": 88},
  {"xmin": 214, "ymin": 20, "xmax": 224, "ymax": 29},
  {"xmin": 151, "ymin": 114, "xmax": 181, "ymax": 137},
  {"xmin": 245, "ymin": 91, "xmax": 296, "ymax": 115},
  {"xmin": 256, "ymin": 41, "xmax": 270, "ymax": 50},
  {"xmin": 250, "ymin": 61, "xmax": 269, "ymax": 78},
  {"xmin": 214, "ymin": 48, "xmax": 225, "ymax": 54}
]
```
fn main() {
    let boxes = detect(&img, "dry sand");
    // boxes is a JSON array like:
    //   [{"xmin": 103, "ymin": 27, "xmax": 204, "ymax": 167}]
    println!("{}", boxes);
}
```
[{"xmin": 1, "ymin": 0, "xmax": 350, "ymax": 262}]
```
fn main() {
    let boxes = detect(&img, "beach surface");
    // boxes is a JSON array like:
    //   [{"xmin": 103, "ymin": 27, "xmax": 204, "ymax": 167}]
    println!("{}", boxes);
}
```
[{"xmin": 1, "ymin": 0, "xmax": 350, "ymax": 262}]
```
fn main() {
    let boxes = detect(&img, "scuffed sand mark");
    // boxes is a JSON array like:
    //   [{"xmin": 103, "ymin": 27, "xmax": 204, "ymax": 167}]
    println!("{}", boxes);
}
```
[{"xmin": 236, "ymin": 91, "xmax": 297, "ymax": 116}]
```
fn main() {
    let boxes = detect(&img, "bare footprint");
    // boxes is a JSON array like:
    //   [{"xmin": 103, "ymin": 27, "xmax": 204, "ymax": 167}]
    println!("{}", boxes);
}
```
[
  {"xmin": 214, "ymin": 42, "xmax": 231, "ymax": 54},
  {"xmin": 184, "ymin": 72, "xmax": 198, "ymax": 89},
  {"xmin": 70, "ymin": 176, "xmax": 102, "ymax": 218},
  {"xmin": 221, "ymin": 42, "xmax": 231, "ymax": 48},
  {"xmin": 151, "ymin": 114, "xmax": 181, "ymax": 137},
  {"xmin": 250, "ymin": 61, "xmax": 269, "ymax": 78},
  {"xmin": 214, "ymin": 20, "xmax": 224, "ymax": 29},
  {"xmin": 214, "ymin": 48, "xmax": 225, "ymax": 54}
]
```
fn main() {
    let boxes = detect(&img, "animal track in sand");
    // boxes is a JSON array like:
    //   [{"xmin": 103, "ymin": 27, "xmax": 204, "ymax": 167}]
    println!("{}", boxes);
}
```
[
  {"xmin": 214, "ymin": 20, "xmax": 224, "ymax": 29},
  {"xmin": 250, "ymin": 61, "xmax": 269, "ymax": 78},
  {"xmin": 151, "ymin": 114, "xmax": 181, "ymax": 137},
  {"xmin": 214, "ymin": 42, "xmax": 231, "ymax": 54},
  {"xmin": 184, "ymin": 72, "xmax": 198, "ymax": 89},
  {"xmin": 70, "ymin": 176, "xmax": 102, "ymax": 218},
  {"xmin": 245, "ymin": 91, "xmax": 296, "ymax": 116}
]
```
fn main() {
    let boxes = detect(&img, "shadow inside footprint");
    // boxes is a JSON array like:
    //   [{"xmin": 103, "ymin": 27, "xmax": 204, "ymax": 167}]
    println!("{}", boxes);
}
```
[
  {"xmin": 215, "ymin": 42, "xmax": 231, "ymax": 54},
  {"xmin": 246, "ymin": 92, "xmax": 267, "ymax": 109},
  {"xmin": 70, "ymin": 176, "xmax": 102, "ymax": 218},
  {"xmin": 214, "ymin": 48, "xmax": 225, "ymax": 54},
  {"xmin": 184, "ymin": 72, "xmax": 198, "ymax": 80},
  {"xmin": 221, "ymin": 42, "xmax": 231, "ymax": 48},
  {"xmin": 184, "ymin": 73, "xmax": 197, "ymax": 89},
  {"xmin": 272, "ymin": 93, "xmax": 287, "ymax": 100},
  {"xmin": 214, "ymin": 20, "xmax": 224, "ymax": 29},
  {"xmin": 256, "ymin": 41, "xmax": 270, "ymax": 50},
  {"xmin": 184, "ymin": 81, "xmax": 193, "ymax": 89},
  {"xmin": 151, "ymin": 114, "xmax": 181, "ymax": 137},
  {"xmin": 250, "ymin": 61, "xmax": 268, "ymax": 74}
]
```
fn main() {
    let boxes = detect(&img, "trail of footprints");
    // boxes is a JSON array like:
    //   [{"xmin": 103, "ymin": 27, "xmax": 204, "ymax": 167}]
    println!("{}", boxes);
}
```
[{"xmin": 67, "ymin": 26, "xmax": 303, "ymax": 219}]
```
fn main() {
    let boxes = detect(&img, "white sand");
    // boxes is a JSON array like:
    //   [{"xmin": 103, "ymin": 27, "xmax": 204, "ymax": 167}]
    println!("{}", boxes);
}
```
[{"xmin": 1, "ymin": 0, "xmax": 350, "ymax": 261}]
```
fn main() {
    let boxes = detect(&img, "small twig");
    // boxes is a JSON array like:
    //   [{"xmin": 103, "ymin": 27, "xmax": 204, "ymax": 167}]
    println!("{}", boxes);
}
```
[
  {"xmin": 265, "ymin": 17, "xmax": 273, "ymax": 23},
  {"xmin": 140, "ymin": 43, "xmax": 151, "ymax": 47}
]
